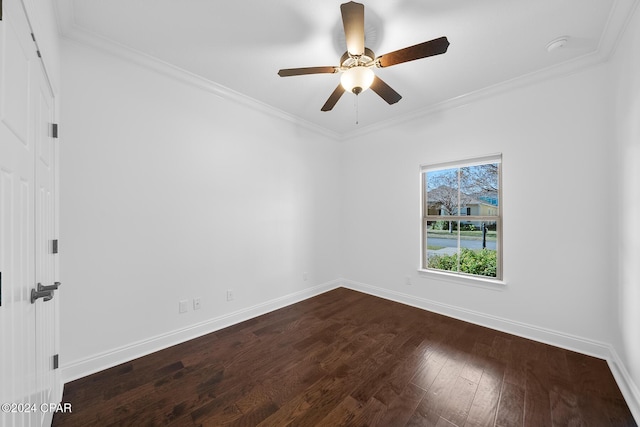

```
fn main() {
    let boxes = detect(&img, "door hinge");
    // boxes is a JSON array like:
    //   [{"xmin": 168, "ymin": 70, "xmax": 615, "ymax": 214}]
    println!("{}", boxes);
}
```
[
  {"xmin": 53, "ymin": 354, "xmax": 59, "ymax": 370},
  {"xmin": 52, "ymin": 239, "xmax": 58, "ymax": 254},
  {"xmin": 51, "ymin": 123, "xmax": 59, "ymax": 139}
]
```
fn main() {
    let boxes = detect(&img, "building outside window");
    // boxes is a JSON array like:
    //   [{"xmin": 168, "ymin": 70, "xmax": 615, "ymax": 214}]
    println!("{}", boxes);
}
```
[{"xmin": 421, "ymin": 154, "xmax": 502, "ymax": 280}]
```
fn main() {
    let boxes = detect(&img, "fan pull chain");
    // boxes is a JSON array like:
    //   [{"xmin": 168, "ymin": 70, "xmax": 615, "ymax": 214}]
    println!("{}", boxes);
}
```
[{"xmin": 355, "ymin": 94, "xmax": 359, "ymax": 125}]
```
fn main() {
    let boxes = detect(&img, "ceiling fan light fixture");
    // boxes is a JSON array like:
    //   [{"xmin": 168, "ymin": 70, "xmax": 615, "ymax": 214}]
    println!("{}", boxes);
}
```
[
  {"xmin": 340, "ymin": 66, "xmax": 374, "ymax": 94},
  {"xmin": 277, "ymin": 2, "xmax": 449, "ymax": 111}
]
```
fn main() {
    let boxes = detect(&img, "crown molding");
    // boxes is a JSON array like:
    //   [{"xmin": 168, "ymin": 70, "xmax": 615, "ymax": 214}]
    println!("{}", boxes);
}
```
[
  {"xmin": 57, "ymin": 21, "xmax": 342, "ymax": 141},
  {"xmin": 342, "ymin": 0, "xmax": 639, "ymax": 140},
  {"xmin": 340, "ymin": 49, "xmax": 607, "ymax": 141},
  {"xmin": 55, "ymin": 0, "xmax": 638, "ymax": 142},
  {"xmin": 599, "ymin": 0, "xmax": 640, "ymax": 60}
]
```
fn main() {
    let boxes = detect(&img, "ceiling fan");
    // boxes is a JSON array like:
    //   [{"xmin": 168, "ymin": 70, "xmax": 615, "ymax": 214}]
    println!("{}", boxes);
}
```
[{"xmin": 277, "ymin": 1, "xmax": 450, "ymax": 112}]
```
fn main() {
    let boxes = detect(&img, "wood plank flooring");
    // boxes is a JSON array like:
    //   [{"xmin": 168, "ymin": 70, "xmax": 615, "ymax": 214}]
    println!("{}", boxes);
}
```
[{"xmin": 52, "ymin": 288, "xmax": 636, "ymax": 426}]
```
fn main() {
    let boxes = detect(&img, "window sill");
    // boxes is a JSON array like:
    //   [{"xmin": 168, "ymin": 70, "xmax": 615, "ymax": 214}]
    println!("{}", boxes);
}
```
[{"xmin": 417, "ymin": 269, "xmax": 506, "ymax": 291}]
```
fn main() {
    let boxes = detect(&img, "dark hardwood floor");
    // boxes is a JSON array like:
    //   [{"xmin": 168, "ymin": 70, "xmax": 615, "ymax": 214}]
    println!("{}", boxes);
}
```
[{"xmin": 53, "ymin": 288, "xmax": 636, "ymax": 426}]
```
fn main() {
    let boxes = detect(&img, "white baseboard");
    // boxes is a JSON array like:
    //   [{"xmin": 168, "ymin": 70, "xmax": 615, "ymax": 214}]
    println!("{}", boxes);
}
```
[
  {"xmin": 60, "ymin": 278, "xmax": 639, "ymax": 424},
  {"xmin": 341, "ymin": 279, "xmax": 639, "ymax": 423},
  {"xmin": 61, "ymin": 280, "xmax": 341, "ymax": 383},
  {"xmin": 342, "ymin": 279, "xmax": 612, "ymax": 357},
  {"xmin": 607, "ymin": 346, "xmax": 640, "ymax": 423}
]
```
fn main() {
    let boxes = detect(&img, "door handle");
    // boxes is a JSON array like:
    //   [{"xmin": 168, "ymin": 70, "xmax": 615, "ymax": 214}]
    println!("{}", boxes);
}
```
[
  {"xmin": 38, "ymin": 282, "xmax": 61, "ymax": 292},
  {"xmin": 31, "ymin": 286, "xmax": 53, "ymax": 304},
  {"xmin": 31, "ymin": 282, "xmax": 60, "ymax": 304}
]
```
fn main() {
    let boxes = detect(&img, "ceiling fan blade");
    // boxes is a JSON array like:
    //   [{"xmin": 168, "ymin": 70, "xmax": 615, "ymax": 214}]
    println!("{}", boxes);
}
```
[
  {"xmin": 321, "ymin": 85, "xmax": 346, "ymax": 111},
  {"xmin": 370, "ymin": 76, "xmax": 402, "ymax": 105},
  {"xmin": 376, "ymin": 36, "xmax": 450, "ymax": 68},
  {"xmin": 340, "ymin": 1, "xmax": 365, "ymax": 56},
  {"xmin": 278, "ymin": 66, "xmax": 339, "ymax": 77}
]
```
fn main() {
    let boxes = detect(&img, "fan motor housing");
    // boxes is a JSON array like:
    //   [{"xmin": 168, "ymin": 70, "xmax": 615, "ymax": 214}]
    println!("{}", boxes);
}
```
[{"xmin": 340, "ymin": 47, "xmax": 376, "ymax": 69}]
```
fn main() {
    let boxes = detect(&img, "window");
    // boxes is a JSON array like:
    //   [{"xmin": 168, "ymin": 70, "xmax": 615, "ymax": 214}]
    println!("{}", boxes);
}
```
[{"xmin": 421, "ymin": 154, "xmax": 502, "ymax": 280}]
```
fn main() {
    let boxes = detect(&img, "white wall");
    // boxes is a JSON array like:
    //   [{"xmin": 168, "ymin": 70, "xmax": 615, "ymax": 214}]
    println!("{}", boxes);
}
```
[
  {"xmin": 59, "ymin": 17, "xmax": 639, "ymax": 414},
  {"xmin": 611, "ymin": 4, "xmax": 640, "ymax": 408},
  {"xmin": 60, "ymin": 40, "xmax": 342, "ymax": 377},
  {"xmin": 341, "ymin": 64, "xmax": 617, "ymax": 350}
]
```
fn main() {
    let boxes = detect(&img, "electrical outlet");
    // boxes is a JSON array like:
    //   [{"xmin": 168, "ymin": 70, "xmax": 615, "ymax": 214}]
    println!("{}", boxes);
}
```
[
  {"xmin": 193, "ymin": 297, "xmax": 201, "ymax": 310},
  {"xmin": 179, "ymin": 300, "xmax": 188, "ymax": 314},
  {"xmin": 405, "ymin": 275, "xmax": 412, "ymax": 286},
  {"xmin": 302, "ymin": 272, "xmax": 308, "ymax": 281},
  {"xmin": 226, "ymin": 289, "xmax": 234, "ymax": 301}
]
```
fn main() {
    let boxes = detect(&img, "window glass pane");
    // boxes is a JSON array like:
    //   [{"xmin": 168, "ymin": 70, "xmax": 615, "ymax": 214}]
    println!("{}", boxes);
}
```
[
  {"xmin": 425, "ymin": 220, "xmax": 459, "ymax": 272},
  {"xmin": 421, "ymin": 156, "xmax": 502, "ymax": 281},
  {"xmin": 459, "ymin": 220, "xmax": 498, "ymax": 278},
  {"xmin": 460, "ymin": 163, "xmax": 499, "ymax": 216},
  {"xmin": 425, "ymin": 220, "xmax": 499, "ymax": 278},
  {"xmin": 426, "ymin": 168, "xmax": 458, "ymax": 216}
]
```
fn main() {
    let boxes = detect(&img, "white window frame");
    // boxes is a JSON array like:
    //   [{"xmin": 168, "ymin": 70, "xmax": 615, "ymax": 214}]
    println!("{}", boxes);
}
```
[{"xmin": 419, "ymin": 154, "xmax": 504, "ymax": 285}]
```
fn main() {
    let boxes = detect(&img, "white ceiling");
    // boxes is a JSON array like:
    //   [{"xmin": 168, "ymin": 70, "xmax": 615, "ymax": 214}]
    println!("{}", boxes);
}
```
[{"xmin": 55, "ymin": 0, "xmax": 637, "ymax": 138}]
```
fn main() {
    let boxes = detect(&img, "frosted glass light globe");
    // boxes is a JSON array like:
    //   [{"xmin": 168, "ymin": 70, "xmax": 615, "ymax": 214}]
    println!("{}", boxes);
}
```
[{"xmin": 340, "ymin": 66, "xmax": 375, "ymax": 95}]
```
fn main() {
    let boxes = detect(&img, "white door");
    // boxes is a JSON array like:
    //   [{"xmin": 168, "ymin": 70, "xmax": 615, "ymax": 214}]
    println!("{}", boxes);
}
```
[
  {"xmin": 0, "ymin": 0, "xmax": 60, "ymax": 425},
  {"xmin": 33, "ymin": 30, "xmax": 60, "ymax": 427}
]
